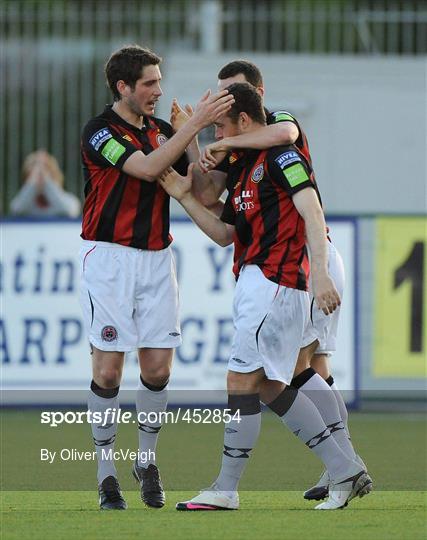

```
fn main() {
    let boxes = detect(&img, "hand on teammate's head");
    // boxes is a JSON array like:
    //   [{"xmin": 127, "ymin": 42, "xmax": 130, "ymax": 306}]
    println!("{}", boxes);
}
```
[{"xmin": 191, "ymin": 89, "xmax": 235, "ymax": 130}]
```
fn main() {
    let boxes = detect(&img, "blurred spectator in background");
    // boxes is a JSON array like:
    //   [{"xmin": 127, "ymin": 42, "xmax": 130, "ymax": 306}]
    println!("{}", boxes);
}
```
[{"xmin": 10, "ymin": 150, "xmax": 81, "ymax": 217}]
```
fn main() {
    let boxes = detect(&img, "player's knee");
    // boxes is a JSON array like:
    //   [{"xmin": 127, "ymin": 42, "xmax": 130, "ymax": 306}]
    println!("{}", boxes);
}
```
[
  {"xmin": 227, "ymin": 370, "xmax": 260, "ymax": 393},
  {"xmin": 311, "ymin": 354, "xmax": 330, "ymax": 380},
  {"xmin": 259, "ymin": 379, "xmax": 285, "ymax": 404},
  {"xmin": 96, "ymin": 367, "xmax": 122, "ymax": 388},
  {"xmin": 141, "ymin": 366, "xmax": 171, "ymax": 388},
  {"xmin": 294, "ymin": 355, "xmax": 309, "ymax": 377},
  {"xmin": 294, "ymin": 340, "xmax": 319, "ymax": 377}
]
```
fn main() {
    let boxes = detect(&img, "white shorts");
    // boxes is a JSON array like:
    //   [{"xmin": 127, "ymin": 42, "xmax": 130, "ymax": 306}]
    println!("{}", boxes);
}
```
[
  {"xmin": 229, "ymin": 265, "xmax": 310, "ymax": 385},
  {"xmin": 301, "ymin": 242, "xmax": 345, "ymax": 355},
  {"xmin": 79, "ymin": 240, "xmax": 181, "ymax": 352}
]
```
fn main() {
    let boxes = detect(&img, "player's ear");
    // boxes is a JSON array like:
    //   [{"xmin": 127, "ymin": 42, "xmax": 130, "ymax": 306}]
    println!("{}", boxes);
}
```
[
  {"xmin": 116, "ymin": 80, "xmax": 129, "ymax": 98},
  {"xmin": 256, "ymin": 86, "xmax": 265, "ymax": 98},
  {"xmin": 239, "ymin": 112, "xmax": 250, "ymax": 129}
]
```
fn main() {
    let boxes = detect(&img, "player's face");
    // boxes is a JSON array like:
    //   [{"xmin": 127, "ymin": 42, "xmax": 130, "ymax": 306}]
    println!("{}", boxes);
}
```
[
  {"xmin": 126, "ymin": 64, "xmax": 163, "ymax": 116},
  {"xmin": 217, "ymin": 73, "xmax": 247, "ymax": 91},
  {"xmin": 214, "ymin": 114, "xmax": 240, "ymax": 140}
]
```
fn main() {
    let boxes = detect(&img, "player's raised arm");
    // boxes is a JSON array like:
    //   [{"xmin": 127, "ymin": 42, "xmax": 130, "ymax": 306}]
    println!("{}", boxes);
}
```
[
  {"xmin": 122, "ymin": 89, "xmax": 235, "ymax": 181},
  {"xmin": 158, "ymin": 165, "xmax": 234, "ymax": 247},
  {"xmin": 169, "ymin": 97, "xmax": 228, "ymax": 209},
  {"xmin": 200, "ymin": 122, "xmax": 298, "ymax": 173}
]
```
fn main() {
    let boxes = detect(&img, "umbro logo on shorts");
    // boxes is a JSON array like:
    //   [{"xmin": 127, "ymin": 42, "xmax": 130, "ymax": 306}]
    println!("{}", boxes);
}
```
[
  {"xmin": 101, "ymin": 326, "xmax": 118, "ymax": 342},
  {"xmin": 231, "ymin": 357, "xmax": 246, "ymax": 364},
  {"xmin": 169, "ymin": 332, "xmax": 181, "ymax": 337}
]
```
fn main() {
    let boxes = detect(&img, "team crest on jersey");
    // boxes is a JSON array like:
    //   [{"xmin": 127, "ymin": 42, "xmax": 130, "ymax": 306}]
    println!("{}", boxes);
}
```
[
  {"xmin": 101, "ymin": 326, "xmax": 118, "ymax": 342},
  {"xmin": 251, "ymin": 164, "xmax": 264, "ymax": 183},
  {"xmin": 156, "ymin": 133, "xmax": 168, "ymax": 146}
]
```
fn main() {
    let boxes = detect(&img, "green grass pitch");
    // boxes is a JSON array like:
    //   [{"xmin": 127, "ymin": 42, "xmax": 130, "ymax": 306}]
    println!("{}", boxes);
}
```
[{"xmin": 1, "ymin": 411, "xmax": 426, "ymax": 540}]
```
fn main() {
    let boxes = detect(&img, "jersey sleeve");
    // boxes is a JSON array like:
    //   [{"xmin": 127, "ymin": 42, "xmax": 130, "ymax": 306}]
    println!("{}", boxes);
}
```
[
  {"xmin": 220, "ymin": 191, "xmax": 236, "ymax": 225},
  {"xmin": 268, "ymin": 110, "xmax": 298, "ymax": 126},
  {"xmin": 81, "ymin": 119, "xmax": 139, "ymax": 169},
  {"xmin": 267, "ymin": 147, "xmax": 313, "ymax": 196},
  {"xmin": 268, "ymin": 110, "xmax": 310, "ymax": 159}
]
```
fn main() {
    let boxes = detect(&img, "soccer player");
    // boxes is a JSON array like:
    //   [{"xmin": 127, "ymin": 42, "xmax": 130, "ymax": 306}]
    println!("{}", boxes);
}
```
[
  {"xmin": 171, "ymin": 60, "xmax": 368, "ymax": 502},
  {"xmin": 79, "ymin": 45, "xmax": 234, "ymax": 510},
  {"xmin": 160, "ymin": 83, "xmax": 371, "ymax": 511},
  {"xmin": 217, "ymin": 61, "xmax": 368, "ymax": 503}
]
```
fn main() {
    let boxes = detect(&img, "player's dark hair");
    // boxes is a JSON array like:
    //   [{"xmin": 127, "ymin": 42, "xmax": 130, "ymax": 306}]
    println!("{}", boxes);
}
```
[
  {"xmin": 105, "ymin": 45, "xmax": 162, "ymax": 101},
  {"xmin": 226, "ymin": 83, "xmax": 266, "ymax": 125},
  {"xmin": 218, "ymin": 60, "xmax": 263, "ymax": 87}
]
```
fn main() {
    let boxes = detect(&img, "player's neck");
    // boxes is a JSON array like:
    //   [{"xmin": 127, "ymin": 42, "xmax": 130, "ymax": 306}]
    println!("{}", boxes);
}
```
[
  {"xmin": 240, "ymin": 121, "xmax": 266, "ymax": 135},
  {"xmin": 112, "ymin": 101, "xmax": 144, "ymax": 129}
]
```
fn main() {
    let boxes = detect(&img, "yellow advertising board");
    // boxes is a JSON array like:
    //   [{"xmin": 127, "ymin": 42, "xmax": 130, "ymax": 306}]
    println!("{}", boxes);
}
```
[{"xmin": 374, "ymin": 217, "xmax": 427, "ymax": 377}]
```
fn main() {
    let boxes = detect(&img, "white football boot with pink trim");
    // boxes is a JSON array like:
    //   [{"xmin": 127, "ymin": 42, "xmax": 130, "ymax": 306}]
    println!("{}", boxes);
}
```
[{"xmin": 176, "ymin": 485, "xmax": 239, "ymax": 511}]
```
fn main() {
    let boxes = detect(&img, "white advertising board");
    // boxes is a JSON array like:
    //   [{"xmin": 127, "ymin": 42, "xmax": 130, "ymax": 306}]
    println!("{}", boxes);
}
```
[{"xmin": 1, "ymin": 218, "xmax": 357, "ymax": 404}]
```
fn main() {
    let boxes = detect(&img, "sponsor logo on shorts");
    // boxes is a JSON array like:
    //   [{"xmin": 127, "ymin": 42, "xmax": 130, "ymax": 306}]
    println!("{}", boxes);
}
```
[
  {"xmin": 231, "ymin": 357, "xmax": 246, "ymax": 364},
  {"xmin": 275, "ymin": 151, "xmax": 301, "ymax": 169},
  {"xmin": 169, "ymin": 332, "xmax": 181, "ymax": 337},
  {"xmin": 122, "ymin": 134, "xmax": 133, "ymax": 142},
  {"xmin": 89, "ymin": 128, "xmax": 112, "ymax": 151},
  {"xmin": 101, "ymin": 326, "xmax": 118, "ymax": 342},
  {"xmin": 251, "ymin": 163, "xmax": 264, "ymax": 183},
  {"xmin": 225, "ymin": 428, "xmax": 238, "ymax": 433},
  {"xmin": 156, "ymin": 133, "xmax": 168, "ymax": 146}
]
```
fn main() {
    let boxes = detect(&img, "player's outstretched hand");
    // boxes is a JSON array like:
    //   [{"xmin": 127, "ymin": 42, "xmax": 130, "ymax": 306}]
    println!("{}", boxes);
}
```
[
  {"xmin": 191, "ymin": 89, "xmax": 235, "ymax": 130},
  {"xmin": 199, "ymin": 141, "xmax": 228, "ymax": 173},
  {"xmin": 313, "ymin": 274, "xmax": 341, "ymax": 315},
  {"xmin": 158, "ymin": 163, "xmax": 194, "ymax": 202},
  {"xmin": 170, "ymin": 99, "xmax": 193, "ymax": 132}
]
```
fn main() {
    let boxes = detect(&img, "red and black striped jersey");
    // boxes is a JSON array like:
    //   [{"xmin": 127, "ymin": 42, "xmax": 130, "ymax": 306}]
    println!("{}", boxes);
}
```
[
  {"xmin": 80, "ymin": 105, "xmax": 188, "ymax": 250},
  {"xmin": 215, "ymin": 108, "xmax": 315, "ymax": 177},
  {"xmin": 220, "ymin": 146, "xmax": 316, "ymax": 290}
]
